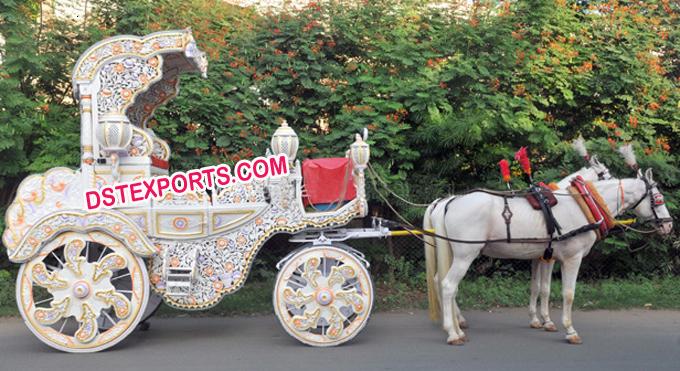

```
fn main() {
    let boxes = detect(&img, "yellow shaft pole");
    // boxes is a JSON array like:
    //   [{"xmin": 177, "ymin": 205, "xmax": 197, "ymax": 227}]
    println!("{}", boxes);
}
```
[{"xmin": 388, "ymin": 219, "xmax": 635, "ymax": 238}]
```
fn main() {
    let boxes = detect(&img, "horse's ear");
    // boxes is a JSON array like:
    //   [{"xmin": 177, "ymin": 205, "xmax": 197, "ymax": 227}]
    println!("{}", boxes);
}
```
[
  {"xmin": 645, "ymin": 168, "xmax": 654, "ymax": 183},
  {"xmin": 590, "ymin": 155, "xmax": 601, "ymax": 166},
  {"xmin": 637, "ymin": 169, "xmax": 643, "ymax": 178}
]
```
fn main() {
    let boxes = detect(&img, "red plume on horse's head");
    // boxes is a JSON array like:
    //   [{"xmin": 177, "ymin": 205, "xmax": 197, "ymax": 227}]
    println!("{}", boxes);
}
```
[
  {"xmin": 498, "ymin": 159, "xmax": 511, "ymax": 182},
  {"xmin": 514, "ymin": 146, "xmax": 532, "ymax": 176}
]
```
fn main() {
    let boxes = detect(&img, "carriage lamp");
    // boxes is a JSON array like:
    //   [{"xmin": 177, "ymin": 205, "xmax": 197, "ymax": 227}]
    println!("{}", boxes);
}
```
[
  {"xmin": 96, "ymin": 114, "xmax": 133, "ymax": 154},
  {"xmin": 349, "ymin": 133, "xmax": 370, "ymax": 170},
  {"xmin": 270, "ymin": 120, "xmax": 299, "ymax": 162}
]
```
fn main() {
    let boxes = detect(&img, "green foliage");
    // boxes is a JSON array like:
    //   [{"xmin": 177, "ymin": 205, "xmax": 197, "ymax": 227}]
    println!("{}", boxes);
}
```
[{"xmin": 0, "ymin": 269, "xmax": 15, "ymax": 315}]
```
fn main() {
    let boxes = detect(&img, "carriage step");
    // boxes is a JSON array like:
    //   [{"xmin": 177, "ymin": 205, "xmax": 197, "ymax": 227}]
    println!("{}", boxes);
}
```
[{"xmin": 165, "ymin": 267, "xmax": 194, "ymax": 297}]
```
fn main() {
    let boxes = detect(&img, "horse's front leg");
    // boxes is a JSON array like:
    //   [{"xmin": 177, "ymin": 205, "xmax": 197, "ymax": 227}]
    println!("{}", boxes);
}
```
[
  {"xmin": 539, "ymin": 259, "xmax": 557, "ymax": 332},
  {"xmin": 441, "ymin": 252, "xmax": 475, "ymax": 345},
  {"xmin": 529, "ymin": 259, "xmax": 542, "ymax": 329},
  {"xmin": 561, "ymin": 255, "xmax": 583, "ymax": 344}
]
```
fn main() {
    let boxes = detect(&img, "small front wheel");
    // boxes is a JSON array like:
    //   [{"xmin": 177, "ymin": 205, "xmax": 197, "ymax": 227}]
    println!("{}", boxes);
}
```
[
  {"xmin": 273, "ymin": 244, "xmax": 373, "ymax": 347},
  {"xmin": 16, "ymin": 231, "xmax": 149, "ymax": 353}
]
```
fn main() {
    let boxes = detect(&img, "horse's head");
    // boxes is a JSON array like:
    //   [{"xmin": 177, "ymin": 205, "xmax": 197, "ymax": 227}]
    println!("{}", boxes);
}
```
[
  {"xmin": 630, "ymin": 169, "xmax": 673, "ymax": 235},
  {"xmin": 587, "ymin": 155, "xmax": 612, "ymax": 181}
]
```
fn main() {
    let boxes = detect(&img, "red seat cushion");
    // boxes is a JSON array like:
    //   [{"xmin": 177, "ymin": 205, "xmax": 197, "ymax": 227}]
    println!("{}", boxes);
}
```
[{"xmin": 302, "ymin": 158, "xmax": 356, "ymax": 206}]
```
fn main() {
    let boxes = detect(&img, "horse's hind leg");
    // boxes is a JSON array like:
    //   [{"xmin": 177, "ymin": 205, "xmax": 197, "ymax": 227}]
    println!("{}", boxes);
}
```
[
  {"xmin": 540, "ymin": 260, "xmax": 557, "ymax": 332},
  {"xmin": 561, "ymin": 255, "xmax": 583, "ymax": 344},
  {"xmin": 441, "ymin": 251, "xmax": 476, "ymax": 345},
  {"xmin": 529, "ymin": 259, "xmax": 542, "ymax": 329}
]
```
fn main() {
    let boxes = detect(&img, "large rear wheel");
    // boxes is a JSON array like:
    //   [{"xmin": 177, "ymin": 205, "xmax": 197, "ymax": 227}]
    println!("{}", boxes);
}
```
[{"xmin": 16, "ymin": 231, "xmax": 149, "ymax": 353}]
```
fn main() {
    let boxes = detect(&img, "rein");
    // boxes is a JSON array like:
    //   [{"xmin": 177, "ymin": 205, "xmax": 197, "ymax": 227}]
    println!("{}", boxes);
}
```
[{"xmin": 367, "ymin": 166, "xmax": 669, "ymax": 247}]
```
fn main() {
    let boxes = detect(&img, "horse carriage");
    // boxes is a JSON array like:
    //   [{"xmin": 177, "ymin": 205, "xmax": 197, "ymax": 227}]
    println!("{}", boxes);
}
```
[
  {"xmin": 3, "ymin": 30, "xmax": 674, "ymax": 353},
  {"xmin": 3, "ymin": 30, "xmax": 380, "ymax": 352}
]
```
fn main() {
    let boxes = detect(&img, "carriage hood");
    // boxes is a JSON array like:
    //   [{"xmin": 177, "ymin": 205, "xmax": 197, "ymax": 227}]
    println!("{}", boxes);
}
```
[{"xmin": 71, "ymin": 29, "xmax": 208, "ymax": 128}]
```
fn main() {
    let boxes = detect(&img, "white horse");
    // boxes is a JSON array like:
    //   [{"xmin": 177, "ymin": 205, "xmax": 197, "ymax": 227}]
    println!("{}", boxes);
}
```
[
  {"xmin": 529, "ymin": 155, "xmax": 613, "ymax": 331},
  {"xmin": 529, "ymin": 147, "xmax": 640, "ymax": 331},
  {"xmin": 428, "ymin": 169, "xmax": 671, "ymax": 345},
  {"xmin": 423, "ymin": 155, "xmax": 612, "ymax": 328}
]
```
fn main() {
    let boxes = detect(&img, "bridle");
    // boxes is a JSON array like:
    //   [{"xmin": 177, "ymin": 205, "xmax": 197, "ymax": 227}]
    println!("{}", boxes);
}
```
[{"xmin": 628, "ymin": 177, "xmax": 673, "ymax": 227}]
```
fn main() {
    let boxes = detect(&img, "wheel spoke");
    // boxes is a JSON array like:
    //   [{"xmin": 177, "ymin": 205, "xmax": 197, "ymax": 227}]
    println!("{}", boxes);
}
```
[
  {"xmin": 102, "ymin": 310, "xmax": 117, "ymax": 326},
  {"xmin": 58, "ymin": 317, "xmax": 70, "ymax": 333},
  {"xmin": 35, "ymin": 297, "xmax": 53, "ymax": 306},
  {"xmin": 96, "ymin": 247, "xmax": 108, "ymax": 262},
  {"xmin": 50, "ymin": 252, "xmax": 65, "ymax": 268},
  {"xmin": 111, "ymin": 272, "xmax": 131, "ymax": 282}
]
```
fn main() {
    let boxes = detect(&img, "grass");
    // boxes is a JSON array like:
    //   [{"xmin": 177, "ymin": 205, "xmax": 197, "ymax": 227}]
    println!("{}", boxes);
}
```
[{"xmin": 1, "ymin": 271, "xmax": 679, "ymax": 317}]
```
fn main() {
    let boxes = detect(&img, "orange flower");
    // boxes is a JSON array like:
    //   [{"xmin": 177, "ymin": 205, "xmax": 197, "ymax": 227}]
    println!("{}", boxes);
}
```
[
  {"xmin": 629, "ymin": 116, "xmax": 638, "ymax": 128},
  {"xmin": 120, "ymin": 89, "xmax": 132, "ymax": 100},
  {"xmin": 648, "ymin": 102, "xmax": 660, "ymax": 111}
]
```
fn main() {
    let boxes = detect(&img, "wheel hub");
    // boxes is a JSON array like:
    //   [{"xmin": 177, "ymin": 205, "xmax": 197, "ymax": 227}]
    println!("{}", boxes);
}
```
[
  {"xmin": 72, "ymin": 281, "xmax": 91, "ymax": 299},
  {"xmin": 315, "ymin": 288, "xmax": 334, "ymax": 306}
]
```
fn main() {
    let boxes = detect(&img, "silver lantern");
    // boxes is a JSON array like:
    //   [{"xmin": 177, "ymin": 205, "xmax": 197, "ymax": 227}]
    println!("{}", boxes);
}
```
[
  {"xmin": 270, "ymin": 120, "xmax": 299, "ymax": 162},
  {"xmin": 349, "ymin": 133, "xmax": 370, "ymax": 170},
  {"xmin": 96, "ymin": 114, "xmax": 133, "ymax": 153}
]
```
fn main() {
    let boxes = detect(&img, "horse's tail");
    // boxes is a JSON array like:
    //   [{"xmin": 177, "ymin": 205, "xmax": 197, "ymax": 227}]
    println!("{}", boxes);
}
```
[{"xmin": 424, "ymin": 201, "xmax": 441, "ymax": 321}]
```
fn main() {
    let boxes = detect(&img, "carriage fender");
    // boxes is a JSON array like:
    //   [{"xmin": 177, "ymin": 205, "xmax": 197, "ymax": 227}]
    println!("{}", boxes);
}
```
[{"xmin": 7, "ymin": 209, "xmax": 156, "ymax": 263}]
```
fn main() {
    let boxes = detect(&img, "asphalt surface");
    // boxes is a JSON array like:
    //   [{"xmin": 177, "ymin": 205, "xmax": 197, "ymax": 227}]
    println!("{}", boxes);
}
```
[{"xmin": 0, "ymin": 309, "xmax": 679, "ymax": 371}]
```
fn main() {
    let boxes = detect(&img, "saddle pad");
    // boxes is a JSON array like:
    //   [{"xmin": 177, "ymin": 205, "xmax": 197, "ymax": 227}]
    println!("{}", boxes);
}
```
[
  {"xmin": 525, "ymin": 186, "xmax": 558, "ymax": 210},
  {"xmin": 568, "ymin": 178, "xmax": 616, "ymax": 239}
]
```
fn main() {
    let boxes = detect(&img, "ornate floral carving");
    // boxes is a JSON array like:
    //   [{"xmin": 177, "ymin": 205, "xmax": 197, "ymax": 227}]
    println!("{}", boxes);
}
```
[{"xmin": 97, "ymin": 56, "xmax": 163, "ymax": 115}]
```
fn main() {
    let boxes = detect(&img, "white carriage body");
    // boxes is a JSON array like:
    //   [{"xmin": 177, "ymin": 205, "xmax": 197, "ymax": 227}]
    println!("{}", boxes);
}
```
[{"xmin": 4, "ymin": 29, "xmax": 370, "ymax": 316}]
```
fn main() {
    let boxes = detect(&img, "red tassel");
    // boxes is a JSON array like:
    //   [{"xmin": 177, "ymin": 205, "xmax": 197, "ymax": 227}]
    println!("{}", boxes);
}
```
[
  {"xmin": 499, "ymin": 159, "xmax": 511, "ymax": 183},
  {"xmin": 514, "ymin": 146, "xmax": 532, "ymax": 176}
]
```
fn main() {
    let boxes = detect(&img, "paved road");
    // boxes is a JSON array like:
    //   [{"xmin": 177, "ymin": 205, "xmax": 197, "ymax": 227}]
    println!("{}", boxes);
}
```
[{"xmin": 1, "ymin": 309, "xmax": 679, "ymax": 371}]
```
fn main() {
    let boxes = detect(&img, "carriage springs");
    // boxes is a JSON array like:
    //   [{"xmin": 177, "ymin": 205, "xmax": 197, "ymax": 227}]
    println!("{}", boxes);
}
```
[{"xmin": 85, "ymin": 154, "xmax": 289, "ymax": 210}]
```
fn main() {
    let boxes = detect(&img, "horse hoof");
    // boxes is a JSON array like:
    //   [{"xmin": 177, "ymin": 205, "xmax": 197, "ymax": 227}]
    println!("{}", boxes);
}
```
[
  {"xmin": 447, "ymin": 338, "xmax": 465, "ymax": 346},
  {"xmin": 566, "ymin": 335, "xmax": 583, "ymax": 345},
  {"xmin": 544, "ymin": 322, "xmax": 558, "ymax": 332},
  {"xmin": 459, "ymin": 334, "xmax": 468, "ymax": 342},
  {"xmin": 459, "ymin": 320, "xmax": 468, "ymax": 329},
  {"xmin": 530, "ymin": 320, "xmax": 542, "ymax": 329}
]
